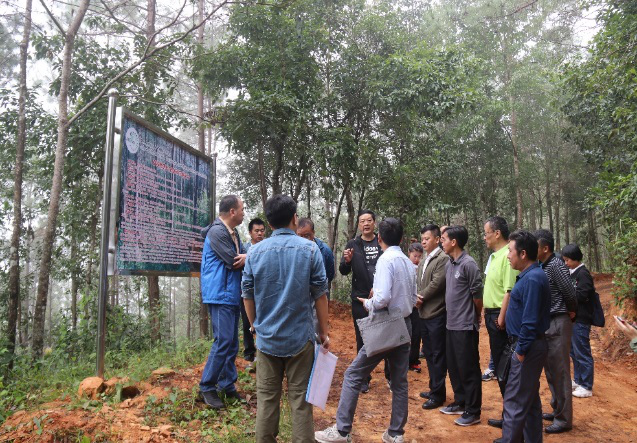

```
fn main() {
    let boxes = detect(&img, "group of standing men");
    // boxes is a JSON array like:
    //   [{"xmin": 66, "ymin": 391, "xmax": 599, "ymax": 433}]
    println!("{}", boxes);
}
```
[{"xmin": 197, "ymin": 193, "xmax": 583, "ymax": 443}]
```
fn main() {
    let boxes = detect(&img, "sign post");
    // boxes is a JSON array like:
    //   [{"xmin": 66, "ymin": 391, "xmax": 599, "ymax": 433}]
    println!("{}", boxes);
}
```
[{"xmin": 96, "ymin": 88, "xmax": 119, "ymax": 378}]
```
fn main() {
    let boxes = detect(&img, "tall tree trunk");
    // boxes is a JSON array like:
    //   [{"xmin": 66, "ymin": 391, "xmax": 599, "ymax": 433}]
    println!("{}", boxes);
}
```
[
  {"xmin": 6, "ymin": 0, "xmax": 33, "ymax": 367},
  {"xmin": 21, "ymin": 225, "xmax": 33, "ymax": 347},
  {"xmin": 187, "ymin": 277, "xmax": 192, "ymax": 341},
  {"xmin": 545, "ymin": 167, "xmax": 553, "ymax": 234},
  {"xmin": 528, "ymin": 188, "xmax": 537, "ymax": 231},
  {"xmin": 345, "ymin": 186, "xmax": 356, "ymax": 240},
  {"xmin": 196, "ymin": 0, "xmax": 209, "ymax": 339},
  {"xmin": 590, "ymin": 211, "xmax": 601, "ymax": 271},
  {"xmin": 32, "ymin": 0, "xmax": 90, "ymax": 359},
  {"xmin": 257, "ymin": 144, "xmax": 268, "ymax": 210},
  {"xmin": 554, "ymin": 167, "xmax": 562, "ymax": 251},
  {"xmin": 329, "ymin": 186, "xmax": 347, "ymax": 252},
  {"xmin": 564, "ymin": 198, "xmax": 570, "ymax": 245},
  {"xmin": 70, "ymin": 236, "xmax": 79, "ymax": 330},
  {"xmin": 148, "ymin": 276, "xmax": 160, "ymax": 343}
]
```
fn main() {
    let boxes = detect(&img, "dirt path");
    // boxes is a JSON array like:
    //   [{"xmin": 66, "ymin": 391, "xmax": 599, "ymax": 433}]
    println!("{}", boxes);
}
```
[
  {"xmin": 316, "ymin": 275, "xmax": 637, "ymax": 442},
  {"xmin": 1, "ymin": 275, "xmax": 636, "ymax": 442}
]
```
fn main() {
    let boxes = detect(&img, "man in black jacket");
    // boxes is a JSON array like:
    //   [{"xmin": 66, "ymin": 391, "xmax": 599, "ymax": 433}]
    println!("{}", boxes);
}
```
[{"xmin": 339, "ymin": 209, "xmax": 382, "ymax": 393}]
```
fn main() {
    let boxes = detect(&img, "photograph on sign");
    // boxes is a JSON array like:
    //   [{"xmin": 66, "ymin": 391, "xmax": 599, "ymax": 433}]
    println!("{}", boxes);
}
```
[{"xmin": 113, "ymin": 110, "xmax": 212, "ymax": 276}]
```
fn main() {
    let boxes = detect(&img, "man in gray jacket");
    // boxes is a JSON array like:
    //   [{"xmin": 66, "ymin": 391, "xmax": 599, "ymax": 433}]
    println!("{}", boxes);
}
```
[{"xmin": 416, "ymin": 224, "xmax": 448, "ymax": 410}]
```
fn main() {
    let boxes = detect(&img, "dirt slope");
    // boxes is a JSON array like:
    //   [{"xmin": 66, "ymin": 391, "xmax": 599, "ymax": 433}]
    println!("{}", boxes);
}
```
[
  {"xmin": 1, "ymin": 275, "xmax": 636, "ymax": 442},
  {"xmin": 316, "ymin": 275, "xmax": 637, "ymax": 442}
]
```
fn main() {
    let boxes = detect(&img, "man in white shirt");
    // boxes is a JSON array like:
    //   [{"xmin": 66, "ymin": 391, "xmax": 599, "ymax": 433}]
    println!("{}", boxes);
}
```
[{"xmin": 316, "ymin": 218, "xmax": 417, "ymax": 443}]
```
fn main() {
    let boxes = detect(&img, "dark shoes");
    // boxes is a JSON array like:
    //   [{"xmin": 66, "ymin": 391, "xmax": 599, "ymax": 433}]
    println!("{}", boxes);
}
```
[
  {"xmin": 439, "ymin": 402, "xmax": 464, "ymax": 415},
  {"xmin": 201, "ymin": 390, "xmax": 224, "ymax": 409},
  {"xmin": 545, "ymin": 423, "xmax": 572, "ymax": 434},
  {"xmin": 454, "ymin": 412, "xmax": 481, "ymax": 426},
  {"xmin": 422, "ymin": 399, "xmax": 443, "ymax": 410},
  {"xmin": 487, "ymin": 418, "xmax": 503, "ymax": 429},
  {"xmin": 542, "ymin": 412, "xmax": 554, "ymax": 421},
  {"xmin": 361, "ymin": 381, "xmax": 370, "ymax": 393},
  {"xmin": 224, "ymin": 390, "xmax": 244, "ymax": 401},
  {"xmin": 419, "ymin": 391, "xmax": 431, "ymax": 399}
]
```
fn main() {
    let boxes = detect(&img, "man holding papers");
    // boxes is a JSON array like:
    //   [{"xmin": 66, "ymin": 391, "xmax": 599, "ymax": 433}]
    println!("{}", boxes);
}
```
[
  {"xmin": 242, "ymin": 194, "xmax": 330, "ymax": 443},
  {"xmin": 316, "ymin": 217, "xmax": 417, "ymax": 443}
]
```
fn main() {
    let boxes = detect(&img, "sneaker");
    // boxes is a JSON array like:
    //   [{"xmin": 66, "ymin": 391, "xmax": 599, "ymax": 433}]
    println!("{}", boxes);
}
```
[
  {"xmin": 572, "ymin": 386, "xmax": 593, "ymax": 398},
  {"xmin": 454, "ymin": 412, "xmax": 481, "ymax": 426},
  {"xmin": 382, "ymin": 430, "xmax": 404, "ymax": 443},
  {"xmin": 315, "ymin": 424, "xmax": 352, "ymax": 443},
  {"xmin": 571, "ymin": 379, "xmax": 580, "ymax": 391},
  {"xmin": 481, "ymin": 368, "xmax": 495, "ymax": 381},
  {"xmin": 408, "ymin": 363, "xmax": 421, "ymax": 373},
  {"xmin": 201, "ymin": 390, "xmax": 224, "ymax": 409},
  {"xmin": 440, "ymin": 402, "xmax": 464, "ymax": 415},
  {"xmin": 361, "ymin": 381, "xmax": 370, "ymax": 393}
]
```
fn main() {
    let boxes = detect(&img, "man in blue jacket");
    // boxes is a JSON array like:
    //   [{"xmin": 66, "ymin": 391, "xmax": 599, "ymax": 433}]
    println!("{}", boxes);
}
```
[
  {"xmin": 199, "ymin": 194, "xmax": 246, "ymax": 409},
  {"xmin": 495, "ymin": 230, "xmax": 551, "ymax": 443}
]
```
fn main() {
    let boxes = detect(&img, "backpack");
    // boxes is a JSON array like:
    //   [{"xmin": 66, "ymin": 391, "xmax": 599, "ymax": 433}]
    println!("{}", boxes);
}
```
[{"xmin": 590, "ymin": 291, "xmax": 605, "ymax": 327}]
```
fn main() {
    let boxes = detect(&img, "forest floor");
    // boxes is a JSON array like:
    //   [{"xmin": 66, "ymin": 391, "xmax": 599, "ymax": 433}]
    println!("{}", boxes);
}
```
[{"xmin": 1, "ymin": 274, "xmax": 636, "ymax": 442}]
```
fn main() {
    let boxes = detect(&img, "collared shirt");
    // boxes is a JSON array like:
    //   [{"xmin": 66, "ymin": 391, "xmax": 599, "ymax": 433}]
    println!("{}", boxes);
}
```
[
  {"xmin": 541, "ymin": 254, "xmax": 577, "ymax": 315},
  {"xmin": 242, "ymin": 228, "xmax": 328, "ymax": 357},
  {"xmin": 363, "ymin": 246, "xmax": 417, "ymax": 318},
  {"xmin": 483, "ymin": 245, "xmax": 519, "ymax": 309},
  {"xmin": 506, "ymin": 263, "xmax": 551, "ymax": 356},
  {"xmin": 421, "ymin": 247, "xmax": 441, "ymax": 280},
  {"xmin": 569, "ymin": 263, "xmax": 584, "ymax": 275},
  {"xmin": 445, "ymin": 251, "xmax": 483, "ymax": 331},
  {"xmin": 220, "ymin": 218, "xmax": 239, "ymax": 253}
]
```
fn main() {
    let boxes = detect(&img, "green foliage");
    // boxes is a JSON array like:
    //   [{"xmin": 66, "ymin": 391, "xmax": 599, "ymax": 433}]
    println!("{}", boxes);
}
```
[
  {"xmin": 561, "ymin": 0, "xmax": 637, "ymax": 299},
  {"xmin": 610, "ymin": 222, "xmax": 637, "ymax": 306},
  {"xmin": 0, "ymin": 339, "xmax": 210, "ymax": 425}
]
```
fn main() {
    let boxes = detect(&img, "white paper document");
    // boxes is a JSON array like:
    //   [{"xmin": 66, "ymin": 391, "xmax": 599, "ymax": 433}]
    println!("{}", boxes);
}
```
[{"xmin": 306, "ymin": 344, "xmax": 338, "ymax": 411}]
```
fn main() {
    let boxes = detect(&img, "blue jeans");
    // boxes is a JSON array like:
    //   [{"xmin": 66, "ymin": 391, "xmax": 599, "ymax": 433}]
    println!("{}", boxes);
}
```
[
  {"xmin": 199, "ymin": 303, "xmax": 240, "ymax": 393},
  {"xmin": 570, "ymin": 322, "xmax": 594, "ymax": 390}
]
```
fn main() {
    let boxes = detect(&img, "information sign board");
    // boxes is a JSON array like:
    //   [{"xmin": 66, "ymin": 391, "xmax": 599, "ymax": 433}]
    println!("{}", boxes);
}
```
[{"xmin": 110, "ymin": 109, "xmax": 212, "ymax": 276}]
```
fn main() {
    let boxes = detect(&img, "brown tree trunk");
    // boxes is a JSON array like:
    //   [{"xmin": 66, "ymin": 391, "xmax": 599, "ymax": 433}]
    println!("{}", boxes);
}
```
[
  {"xmin": 32, "ymin": 0, "xmax": 90, "ymax": 359},
  {"xmin": 545, "ymin": 167, "xmax": 553, "ymax": 234},
  {"xmin": 6, "ymin": 0, "xmax": 33, "ymax": 366},
  {"xmin": 196, "ymin": 0, "xmax": 209, "ymax": 339},
  {"xmin": 70, "ymin": 236, "xmax": 79, "ymax": 330},
  {"xmin": 187, "ymin": 277, "xmax": 192, "ymax": 341},
  {"xmin": 564, "ymin": 198, "xmax": 570, "ymax": 245},
  {"xmin": 590, "ymin": 211, "xmax": 601, "ymax": 271},
  {"xmin": 329, "ymin": 186, "xmax": 347, "ymax": 251},
  {"xmin": 148, "ymin": 276, "xmax": 160, "ymax": 343},
  {"xmin": 345, "ymin": 186, "xmax": 356, "ymax": 240}
]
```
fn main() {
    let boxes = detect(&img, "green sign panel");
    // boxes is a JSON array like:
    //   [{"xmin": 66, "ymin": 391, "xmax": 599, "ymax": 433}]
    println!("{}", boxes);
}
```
[{"xmin": 113, "ymin": 110, "xmax": 212, "ymax": 276}]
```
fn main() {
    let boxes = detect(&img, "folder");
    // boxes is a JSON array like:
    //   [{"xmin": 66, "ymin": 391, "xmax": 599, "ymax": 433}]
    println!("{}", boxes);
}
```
[{"xmin": 305, "ymin": 344, "xmax": 338, "ymax": 411}]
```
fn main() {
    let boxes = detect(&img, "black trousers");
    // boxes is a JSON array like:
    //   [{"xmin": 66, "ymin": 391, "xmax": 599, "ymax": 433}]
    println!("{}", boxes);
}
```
[
  {"xmin": 485, "ymin": 309, "xmax": 509, "ymax": 398},
  {"xmin": 240, "ymin": 299, "xmax": 256, "ymax": 360},
  {"xmin": 351, "ymin": 298, "xmax": 368, "ymax": 353},
  {"xmin": 446, "ymin": 329, "xmax": 482, "ymax": 415},
  {"xmin": 420, "ymin": 312, "xmax": 447, "ymax": 403},
  {"xmin": 408, "ymin": 308, "xmax": 422, "ymax": 365}
]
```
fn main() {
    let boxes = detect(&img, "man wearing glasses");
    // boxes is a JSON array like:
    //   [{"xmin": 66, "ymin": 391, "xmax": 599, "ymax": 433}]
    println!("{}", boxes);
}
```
[{"xmin": 482, "ymin": 217, "xmax": 519, "ymax": 429}]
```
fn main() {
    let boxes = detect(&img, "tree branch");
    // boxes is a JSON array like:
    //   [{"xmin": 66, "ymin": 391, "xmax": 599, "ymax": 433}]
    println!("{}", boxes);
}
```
[
  {"xmin": 67, "ymin": 0, "xmax": 231, "ymax": 127},
  {"xmin": 38, "ymin": 0, "xmax": 66, "ymax": 37}
]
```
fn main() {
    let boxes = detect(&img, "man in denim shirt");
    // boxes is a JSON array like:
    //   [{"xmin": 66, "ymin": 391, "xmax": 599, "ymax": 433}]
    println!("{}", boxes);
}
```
[{"xmin": 242, "ymin": 194, "xmax": 329, "ymax": 442}]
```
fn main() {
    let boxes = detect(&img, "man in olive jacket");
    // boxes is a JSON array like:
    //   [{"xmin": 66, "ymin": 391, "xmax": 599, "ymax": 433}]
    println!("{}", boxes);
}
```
[{"xmin": 416, "ymin": 224, "xmax": 448, "ymax": 410}]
